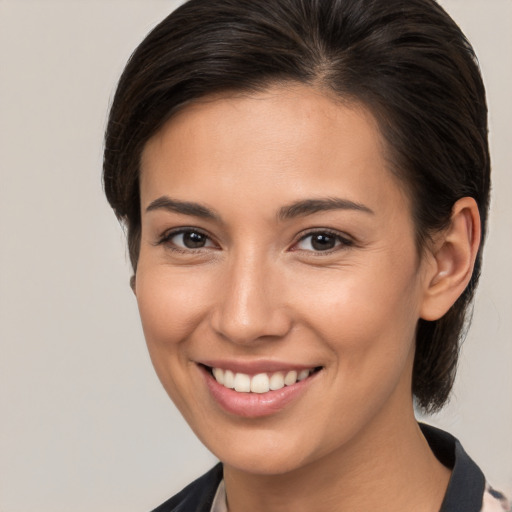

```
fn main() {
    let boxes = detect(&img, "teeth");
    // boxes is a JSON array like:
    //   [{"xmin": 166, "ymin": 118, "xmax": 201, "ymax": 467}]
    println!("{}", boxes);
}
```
[
  {"xmin": 250, "ymin": 373, "xmax": 270, "ymax": 393},
  {"xmin": 269, "ymin": 372, "xmax": 285, "ymax": 390},
  {"xmin": 233, "ymin": 372, "xmax": 251, "ymax": 392},
  {"xmin": 297, "ymin": 369, "xmax": 310, "ymax": 381},
  {"xmin": 284, "ymin": 370, "xmax": 298, "ymax": 386},
  {"xmin": 211, "ymin": 367, "xmax": 315, "ymax": 393},
  {"xmin": 212, "ymin": 367, "xmax": 224, "ymax": 385},
  {"xmin": 224, "ymin": 369, "xmax": 235, "ymax": 389}
]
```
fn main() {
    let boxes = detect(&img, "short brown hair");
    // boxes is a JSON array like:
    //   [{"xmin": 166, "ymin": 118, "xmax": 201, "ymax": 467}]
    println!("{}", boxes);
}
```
[{"xmin": 103, "ymin": 0, "xmax": 490, "ymax": 412}]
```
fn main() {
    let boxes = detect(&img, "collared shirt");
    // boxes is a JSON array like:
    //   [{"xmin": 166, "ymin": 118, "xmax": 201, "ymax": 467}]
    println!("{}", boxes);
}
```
[{"xmin": 152, "ymin": 424, "xmax": 511, "ymax": 512}]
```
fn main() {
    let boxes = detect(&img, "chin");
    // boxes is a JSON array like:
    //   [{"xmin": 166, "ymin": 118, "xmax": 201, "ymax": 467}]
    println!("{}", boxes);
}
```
[
  {"xmin": 195, "ymin": 421, "xmax": 336, "ymax": 476},
  {"xmin": 220, "ymin": 446, "xmax": 312, "ymax": 476}
]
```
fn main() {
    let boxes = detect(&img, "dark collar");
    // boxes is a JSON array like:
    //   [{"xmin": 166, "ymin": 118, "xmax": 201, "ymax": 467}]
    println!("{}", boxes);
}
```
[
  {"xmin": 152, "ymin": 424, "xmax": 485, "ymax": 512},
  {"xmin": 151, "ymin": 463, "xmax": 223, "ymax": 512},
  {"xmin": 420, "ymin": 423, "xmax": 486, "ymax": 512}
]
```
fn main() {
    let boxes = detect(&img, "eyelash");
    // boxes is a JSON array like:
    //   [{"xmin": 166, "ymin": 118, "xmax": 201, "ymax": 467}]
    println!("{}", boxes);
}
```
[
  {"xmin": 293, "ymin": 229, "xmax": 354, "ymax": 254},
  {"xmin": 156, "ymin": 228, "xmax": 354, "ymax": 254},
  {"xmin": 156, "ymin": 228, "xmax": 217, "ymax": 253}
]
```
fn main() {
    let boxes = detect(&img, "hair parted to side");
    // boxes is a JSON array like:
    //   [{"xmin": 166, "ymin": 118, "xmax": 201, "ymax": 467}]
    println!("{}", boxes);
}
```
[{"xmin": 103, "ymin": 0, "xmax": 490, "ymax": 413}]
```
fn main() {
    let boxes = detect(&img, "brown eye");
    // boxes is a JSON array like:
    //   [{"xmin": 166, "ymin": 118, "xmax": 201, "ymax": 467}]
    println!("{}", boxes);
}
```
[
  {"xmin": 182, "ymin": 231, "xmax": 208, "ymax": 248},
  {"xmin": 310, "ymin": 233, "xmax": 337, "ymax": 251},
  {"xmin": 163, "ymin": 229, "xmax": 216, "ymax": 250},
  {"xmin": 295, "ymin": 231, "xmax": 352, "ymax": 252}
]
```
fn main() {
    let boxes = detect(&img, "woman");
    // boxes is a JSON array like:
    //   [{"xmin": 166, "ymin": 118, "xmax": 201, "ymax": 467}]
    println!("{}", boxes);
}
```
[{"xmin": 103, "ymin": 0, "xmax": 510, "ymax": 511}]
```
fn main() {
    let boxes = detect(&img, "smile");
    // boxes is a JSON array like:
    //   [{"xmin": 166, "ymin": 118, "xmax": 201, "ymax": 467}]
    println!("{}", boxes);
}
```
[
  {"xmin": 199, "ymin": 362, "xmax": 323, "ymax": 417},
  {"xmin": 211, "ymin": 367, "xmax": 317, "ymax": 393}
]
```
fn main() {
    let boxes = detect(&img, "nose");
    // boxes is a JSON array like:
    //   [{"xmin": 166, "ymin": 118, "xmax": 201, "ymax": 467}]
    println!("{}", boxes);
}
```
[{"xmin": 210, "ymin": 252, "xmax": 292, "ymax": 345}]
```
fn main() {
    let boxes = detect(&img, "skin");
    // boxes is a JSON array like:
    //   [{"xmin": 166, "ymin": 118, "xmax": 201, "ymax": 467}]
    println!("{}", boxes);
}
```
[{"xmin": 135, "ymin": 84, "xmax": 480, "ymax": 512}]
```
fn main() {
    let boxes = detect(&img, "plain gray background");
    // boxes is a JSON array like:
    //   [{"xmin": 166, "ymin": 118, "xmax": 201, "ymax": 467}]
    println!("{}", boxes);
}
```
[{"xmin": 0, "ymin": 1, "xmax": 510, "ymax": 511}]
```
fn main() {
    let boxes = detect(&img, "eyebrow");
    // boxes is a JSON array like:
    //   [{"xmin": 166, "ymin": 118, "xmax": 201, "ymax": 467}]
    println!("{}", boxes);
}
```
[
  {"xmin": 278, "ymin": 197, "xmax": 374, "ymax": 220},
  {"xmin": 145, "ymin": 196, "xmax": 219, "ymax": 220},
  {"xmin": 145, "ymin": 195, "xmax": 373, "ymax": 222}
]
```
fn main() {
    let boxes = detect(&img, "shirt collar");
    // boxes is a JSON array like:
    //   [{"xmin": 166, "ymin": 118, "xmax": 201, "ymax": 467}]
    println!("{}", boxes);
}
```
[
  {"xmin": 209, "ymin": 426, "xmax": 487, "ymax": 512},
  {"xmin": 420, "ymin": 423, "xmax": 486, "ymax": 512}
]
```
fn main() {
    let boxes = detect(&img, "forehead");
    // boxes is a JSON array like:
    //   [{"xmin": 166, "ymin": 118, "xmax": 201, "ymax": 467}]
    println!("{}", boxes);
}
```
[
  {"xmin": 139, "ymin": 84, "xmax": 409, "ymax": 219},
  {"xmin": 143, "ymin": 85, "xmax": 383, "ymax": 162}
]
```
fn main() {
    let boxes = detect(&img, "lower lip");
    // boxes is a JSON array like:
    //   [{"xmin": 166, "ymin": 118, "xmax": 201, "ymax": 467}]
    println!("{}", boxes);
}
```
[{"xmin": 201, "ymin": 366, "xmax": 319, "ymax": 418}]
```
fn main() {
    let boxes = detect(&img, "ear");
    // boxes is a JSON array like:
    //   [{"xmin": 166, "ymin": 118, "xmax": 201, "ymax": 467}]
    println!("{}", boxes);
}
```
[
  {"xmin": 420, "ymin": 197, "xmax": 481, "ymax": 321},
  {"xmin": 130, "ymin": 274, "xmax": 137, "ymax": 295}
]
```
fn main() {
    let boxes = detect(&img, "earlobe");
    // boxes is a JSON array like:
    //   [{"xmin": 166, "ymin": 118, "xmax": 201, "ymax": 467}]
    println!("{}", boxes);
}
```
[
  {"xmin": 130, "ymin": 274, "xmax": 137, "ymax": 295},
  {"xmin": 420, "ymin": 197, "xmax": 481, "ymax": 321}
]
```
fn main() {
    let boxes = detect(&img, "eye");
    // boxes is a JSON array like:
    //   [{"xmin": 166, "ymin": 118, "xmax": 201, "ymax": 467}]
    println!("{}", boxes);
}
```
[
  {"xmin": 160, "ymin": 229, "xmax": 216, "ymax": 250},
  {"xmin": 294, "ymin": 231, "xmax": 352, "ymax": 252}
]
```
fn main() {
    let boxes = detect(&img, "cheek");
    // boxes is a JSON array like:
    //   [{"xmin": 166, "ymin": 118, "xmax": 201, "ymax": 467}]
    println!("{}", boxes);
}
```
[
  {"xmin": 292, "ymin": 258, "xmax": 421, "ymax": 375},
  {"xmin": 135, "ymin": 264, "xmax": 214, "ymax": 348},
  {"xmin": 298, "ymin": 265, "xmax": 418, "ymax": 333},
  {"xmin": 296, "ymin": 266, "xmax": 420, "ymax": 429},
  {"xmin": 134, "ymin": 264, "xmax": 217, "ymax": 419}
]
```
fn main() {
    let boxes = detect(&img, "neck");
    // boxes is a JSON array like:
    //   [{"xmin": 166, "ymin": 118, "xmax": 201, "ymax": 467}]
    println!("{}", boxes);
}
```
[{"xmin": 223, "ymin": 408, "xmax": 451, "ymax": 512}]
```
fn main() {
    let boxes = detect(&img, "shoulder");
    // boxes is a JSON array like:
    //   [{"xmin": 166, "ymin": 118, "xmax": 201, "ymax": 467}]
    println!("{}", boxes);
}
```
[{"xmin": 150, "ymin": 463, "xmax": 223, "ymax": 512}]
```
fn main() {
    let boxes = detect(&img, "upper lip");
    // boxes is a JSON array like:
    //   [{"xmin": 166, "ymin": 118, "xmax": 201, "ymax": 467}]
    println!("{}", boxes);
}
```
[{"xmin": 198, "ymin": 359, "xmax": 321, "ymax": 375}]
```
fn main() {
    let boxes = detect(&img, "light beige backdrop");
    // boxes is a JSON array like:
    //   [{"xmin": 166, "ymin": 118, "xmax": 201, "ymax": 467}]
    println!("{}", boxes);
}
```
[{"xmin": 0, "ymin": 1, "xmax": 510, "ymax": 511}]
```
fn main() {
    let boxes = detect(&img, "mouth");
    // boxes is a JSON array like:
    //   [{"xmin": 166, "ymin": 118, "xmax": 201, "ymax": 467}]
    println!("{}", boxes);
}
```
[
  {"xmin": 206, "ymin": 365, "xmax": 323, "ymax": 394},
  {"xmin": 197, "ymin": 361, "xmax": 324, "ymax": 417}
]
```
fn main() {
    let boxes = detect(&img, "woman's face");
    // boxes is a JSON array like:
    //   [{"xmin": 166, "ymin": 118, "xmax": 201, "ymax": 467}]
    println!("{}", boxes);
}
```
[{"xmin": 136, "ymin": 85, "xmax": 434, "ymax": 475}]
